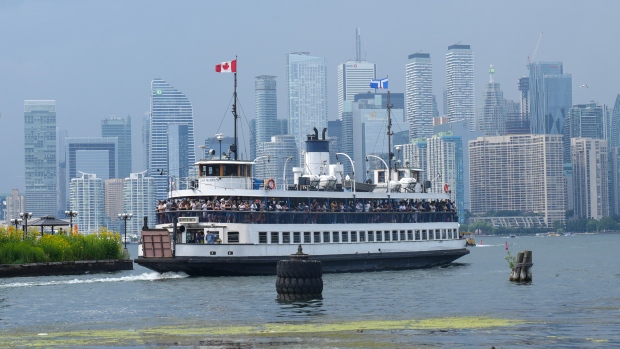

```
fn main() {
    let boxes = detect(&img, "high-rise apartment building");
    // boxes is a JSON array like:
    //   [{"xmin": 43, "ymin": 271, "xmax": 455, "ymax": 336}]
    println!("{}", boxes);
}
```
[
  {"xmin": 256, "ymin": 135, "xmax": 298, "ymax": 188},
  {"xmin": 427, "ymin": 132, "xmax": 464, "ymax": 222},
  {"xmin": 149, "ymin": 79, "xmax": 195, "ymax": 199},
  {"xmin": 571, "ymin": 138, "xmax": 608, "ymax": 219},
  {"xmin": 70, "ymin": 173, "xmax": 105, "ymax": 234},
  {"xmin": 406, "ymin": 52, "xmax": 433, "ymax": 139},
  {"xmin": 609, "ymin": 95, "xmax": 620, "ymax": 216},
  {"xmin": 102, "ymin": 116, "xmax": 132, "ymax": 179},
  {"xmin": 255, "ymin": 75, "xmax": 278, "ymax": 157},
  {"xmin": 24, "ymin": 100, "xmax": 57, "ymax": 217},
  {"xmin": 123, "ymin": 171, "xmax": 156, "ymax": 236},
  {"xmin": 401, "ymin": 138, "xmax": 428, "ymax": 181},
  {"xmin": 507, "ymin": 76, "xmax": 530, "ymax": 134},
  {"xmin": 477, "ymin": 65, "xmax": 506, "ymax": 136},
  {"xmin": 6, "ymin": 189, "xmax": 25, "ymax": 224},
  {"xmin": 446, "ymin": 44, "xmax": 474, "ymax": 127},
  {"xmin": 469, "ymin": 134, "xmax": 565, "ymax": 226},
  {"xmin": 287, "ymin": 52, "xmax": 328, "ymax": 157}
]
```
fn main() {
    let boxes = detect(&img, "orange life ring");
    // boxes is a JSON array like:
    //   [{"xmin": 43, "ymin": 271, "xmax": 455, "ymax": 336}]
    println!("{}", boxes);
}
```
[
  {"xmin": 443, "ymin": 183, "xmax": 449, "ymax": 193},
  {"xmin": 266, "ymin": 178, "xmax": 276, "ymax": 190}
]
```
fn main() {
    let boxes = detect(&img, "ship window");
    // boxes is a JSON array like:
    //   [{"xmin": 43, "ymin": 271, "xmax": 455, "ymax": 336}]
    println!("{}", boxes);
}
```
[
  {"xmin": 333, "ymin": 231, "xmax": 339, "ymax": 242},
  {"xmin": 271, "ymin": 232, "xmax": 279, "ymax": 244},
  {"xmin": 293, "ymin": 232, "xmax": 300, "ymax": 243},
  {"xmin": 359, "ymin": 231, "xmax": 365, "ymax": 242},
  {"xmin": 384, "ymin": 231, "xmax": 390, "ymax": 241},
  {"xmin": 222, "ymin": 164, "xmax": 237, "ymax": 176},
  {"xmin": 407, "ymin": 230, "xmax": 413, "ymax": 240},
  {"xmin": 304, "ymin": 232, "xmax": 311, "ymax": 243},
  {"xmin": 351, "ymin": 231, "xmax": 357, "ymax": 242},
  {"xmin": 259, "ymin": 232, "xmax": 267, "ymax": 244},
  {"xmin": 415, "ymin": 230, "xmax": 420, "ymax": 240},
  {"xmin": 442, "ymin": 229, "xmax": 447, "ymax": 239},
  {"xmin": 376, "ymin": 231, "xmax": 382, "ymax": 241},
  {"xmin": 342, "ymin": 231, "xmax": 349, "ymax": 242},
  {"xmin": 313, "ymin": 232, "xmax": 321, "ymax": 243},
  {"xmin": 392, "ymin": 231, "xmax": 398, "ymax": 241},
  {"xmin": 422, "ymin": 230, "xmax": 427, "ymax": 240},
  {"xmin": 368, "ymin": 231, "xmax": 374, "ymax": 242},
  {"xmin": 228, "ymin": 232, "xmax": 239, "ymax": 243},
  {"xmin": 323, "ymin": 231, "xmax": 330, "ymax": 243},
  {"xmin": 282, "ymin": 232, "xmax": 290, "ymax": 243},
  {"xmin": 400, "ymin": 230, "xmax": 406, "ymax": 241}
]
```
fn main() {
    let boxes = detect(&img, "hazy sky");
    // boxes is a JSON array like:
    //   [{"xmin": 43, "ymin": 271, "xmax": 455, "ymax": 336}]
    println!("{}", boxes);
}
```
[{"xmin": 1, "ymin": 0, "xmax": 618, "ymax": 194}]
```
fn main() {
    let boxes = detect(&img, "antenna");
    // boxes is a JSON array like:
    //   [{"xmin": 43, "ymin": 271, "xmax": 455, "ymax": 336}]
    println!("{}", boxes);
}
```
[{"xmin": 356, "ymin": 28, "xmax": 361, "ymax": 62}]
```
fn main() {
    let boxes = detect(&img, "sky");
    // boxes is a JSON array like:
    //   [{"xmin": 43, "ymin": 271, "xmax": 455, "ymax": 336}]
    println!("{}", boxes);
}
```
[{"xmin": 0, "ymin": 0, "xmax": 618, "ymax": 194}]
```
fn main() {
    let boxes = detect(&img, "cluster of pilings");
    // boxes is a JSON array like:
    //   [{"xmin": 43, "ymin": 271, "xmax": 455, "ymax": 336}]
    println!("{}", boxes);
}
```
[{"xmin": 509, "ymin": 250, "xmax": 533, "ymax": 282}]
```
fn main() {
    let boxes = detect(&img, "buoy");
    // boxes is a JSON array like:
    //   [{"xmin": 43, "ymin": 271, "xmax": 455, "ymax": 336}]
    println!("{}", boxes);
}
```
[{"xmin": 505, "ymin": 241, "xmax": 508, "ymax": 250}]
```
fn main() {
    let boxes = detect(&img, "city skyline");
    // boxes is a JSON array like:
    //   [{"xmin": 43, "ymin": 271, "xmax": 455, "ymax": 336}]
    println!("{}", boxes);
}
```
[{"xmin": 1, "ymin": 1, "xmax": 618, "ymax": 194}]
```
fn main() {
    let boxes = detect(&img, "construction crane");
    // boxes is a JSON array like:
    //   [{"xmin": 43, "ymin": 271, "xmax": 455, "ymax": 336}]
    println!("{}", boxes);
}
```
[{"xmin": 527, "ymin": 32, "xmax": 543, "ymax": 70}]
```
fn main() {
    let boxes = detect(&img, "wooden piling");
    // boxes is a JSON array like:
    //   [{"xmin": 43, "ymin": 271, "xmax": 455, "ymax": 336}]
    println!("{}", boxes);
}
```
[{"xmin": 510, "ymin": 250, "xmax": 532, "ymax": 282}]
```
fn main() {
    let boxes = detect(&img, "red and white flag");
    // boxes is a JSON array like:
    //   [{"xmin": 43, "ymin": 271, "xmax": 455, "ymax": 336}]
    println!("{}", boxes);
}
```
[{"xmin": 215, "ymin": 59, "xmax": 236, "ymax": 73}]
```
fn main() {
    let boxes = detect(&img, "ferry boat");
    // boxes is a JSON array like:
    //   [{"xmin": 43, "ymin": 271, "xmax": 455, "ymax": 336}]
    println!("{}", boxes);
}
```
[{"xmin": 134, "ymin": 71, "xmax": 469, "ymax": 276}]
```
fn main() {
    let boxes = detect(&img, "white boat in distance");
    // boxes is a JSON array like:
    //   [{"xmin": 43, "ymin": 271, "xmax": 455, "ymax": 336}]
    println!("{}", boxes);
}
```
[{"xmin": 135, "ymin": 86, "xmax": 469, "ymax": 276}]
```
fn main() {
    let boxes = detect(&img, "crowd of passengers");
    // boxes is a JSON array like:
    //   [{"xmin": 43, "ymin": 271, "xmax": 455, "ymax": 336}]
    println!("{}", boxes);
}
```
[{"xmin": 156, "ymin": 197, "xmax": 458, "ymax": 225}]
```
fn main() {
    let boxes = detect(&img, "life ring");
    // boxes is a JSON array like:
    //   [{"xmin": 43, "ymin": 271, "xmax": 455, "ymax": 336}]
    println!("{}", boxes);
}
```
[
  {"xmin": 443, "ymin": 183, "xmax": 449, "ymax": 193},
  {"xmin": 266, "ymin": 178, "xmax": 276, "ymax": 190}
]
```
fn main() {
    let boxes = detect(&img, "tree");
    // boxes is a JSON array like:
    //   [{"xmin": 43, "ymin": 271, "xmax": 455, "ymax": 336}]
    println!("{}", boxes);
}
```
[
  {"xmin": 597, "ymin": 216, "xmax": 618, "ymax": 232},
  {"xmin": 469, "ymin": 220, "xmax": 495, "ymax": 235},
  {"xmin": 586, "ymin": 219, "xmax": 598, "ymax": 232}
]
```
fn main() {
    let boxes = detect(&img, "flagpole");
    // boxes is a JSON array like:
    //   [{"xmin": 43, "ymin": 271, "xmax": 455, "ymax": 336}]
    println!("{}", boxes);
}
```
[{"xmin": 232, "ymin": 55, "xmax": 238, "ymax": 160}]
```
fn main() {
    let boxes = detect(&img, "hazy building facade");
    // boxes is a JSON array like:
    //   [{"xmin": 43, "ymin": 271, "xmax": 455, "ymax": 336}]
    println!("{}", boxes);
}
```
[
  {"xmin": 406, "ymin": 53, "xmax": 434, "ymax": 139},
  {"xmin": 571, "ymin": 138, "xmax": 608, "ymax": 219},
  {"xmin": 401, "ymin": 138, "xmax": 427, "ymax": 182},
  {"xmin": 446, "ymin": 44, "xmax": 474, "ymax": 127},
  {"xmin": 255, "ymin": 76, "xmax": 278, "ymax": 155},
  {"xmin": 57, "ymin": 129, "xmax": 68, "ymax": 214},
  {"xmin": 469, "ymin": 134, "xmax": 565, "ymax": 226},
  {"xmin": 569, "ymin": 102, "xmax": 605, "ymax": 140},
  {"xmin": 477, "ymin": 66, "xmax": 506, "ymax": 136},
  {"xmin": 70, "ymin": 173, "xmax": 104, "ymax": 234},
  {"xmin": 6, "ymin": 189, "xmax": 25, "ymax": 224},
  {"xmin": 123, "ymin": 171, "xmax": 156, "ymax": 236},
  {"xmin": 101, "ymin": 116, "xmax": 132, "ymax": 179},
  {"xmin": 286, "ymin": 52, "xmax": 328, "ymax": 158},
  {"xmin": 149, "ymin": 79, "xmax": 195, "ymax": 199},
  {"xmin": 24, "ymin": 100, "xmax": 57, "ymax": 217},
  {"xmin": 609, "ymin": 95, "xmax": 620, "ymax": 215},
  {"xmin": 104, "ymin": 178, "xmax": 125, "ymax": 229},
  {"xmin": 257, "ymin": 135, "xmax": 298, "ymax": 188},
  {"xmin": 338, "ymin": 61, "xmax": 375, "ymax": 120},
  {"xmin": 427, "ymin": 132, "xmax": 464, "ymax": 222}
]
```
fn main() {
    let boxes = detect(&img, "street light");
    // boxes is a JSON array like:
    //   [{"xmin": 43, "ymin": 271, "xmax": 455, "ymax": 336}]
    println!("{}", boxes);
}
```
[
  {"xmin": 283, "ymin": 156, "xmax": 293, "ymax": 190},
  {"xmin": 336, "ymin": 152, "xmax": 356, "ymax": 193},
  {"xmin": 118, "ymin": 213, "xmax": 133, "ymax": 250},
  {"xmin": 366, "ymin": 155, "xmax": 390, "ymax": 194},
  {"xmin": 10, "ymin": 218, "xmax": 22, "ymax": 232},
  {"xmin": 252, "ymin": 155, "xmax": 270, "ymax": 180},
  {"xmin": 19, "ymin": 212, "xmax": 33, "ymax": 240},
  {"xmin": 65, "ymin": 210, "xmax": 78, "ymax": 233},
  {"xmin": 216, "ymin": 133, "xmax": 224, "ymax": 159}
]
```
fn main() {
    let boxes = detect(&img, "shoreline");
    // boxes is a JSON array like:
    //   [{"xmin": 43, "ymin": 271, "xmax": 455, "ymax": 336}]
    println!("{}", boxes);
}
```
[{"xmin": 0, "ymin": 259, "xmax": 133, "ymax": 278}]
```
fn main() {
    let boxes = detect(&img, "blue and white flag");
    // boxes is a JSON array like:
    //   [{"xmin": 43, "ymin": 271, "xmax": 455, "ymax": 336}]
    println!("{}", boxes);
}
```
[{"xmin": 370, "ymin": 77, "xmax": 388, "ymax": 89}]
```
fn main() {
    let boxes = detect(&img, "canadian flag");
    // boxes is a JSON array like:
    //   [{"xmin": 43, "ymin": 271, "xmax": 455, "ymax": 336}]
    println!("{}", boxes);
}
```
[{"xmin": 215, "ymin": 59, "xmax": 236, "ymax": 73}]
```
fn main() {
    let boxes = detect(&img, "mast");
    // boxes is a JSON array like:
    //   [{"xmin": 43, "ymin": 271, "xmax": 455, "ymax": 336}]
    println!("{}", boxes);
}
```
[
  {"xmin": 232, "ymin": 56, "xmax": 238, "ymax": 160},
  {"xmin": 387, "ymin": 90, "xmax": 393, "ymax": 185}
]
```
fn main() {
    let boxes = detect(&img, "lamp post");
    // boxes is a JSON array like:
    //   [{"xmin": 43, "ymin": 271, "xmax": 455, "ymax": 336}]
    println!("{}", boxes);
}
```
[
  {"xmin": 366, "ymin": 155, "xmax": 390, "ymax": 194},
  {"xmin": 65, "ymin": 210, "xmax": 78, "ymax": 233},
  {"xmin": 283, "ymin": 156, "xmax": 293, "ymax": 190},
  {"xmin": 216, "ymin": 133, "xmax": 224, "ymax": 159},
  {"xmin": 19, "ymin": 212, "xmax": 33, "ymax": 240},
  {"xmin": 336, "ymin": 152, "xmax": 356, "ymax": 193},
  {"xmin": 118, "ymin": 213, "xmax": 133, "ymax": 251},
  {"xmin": 252, "ymin": 155, "xmax": 270, "ymax": 180},
  {"xmin": 10, "ymin": 218, "xmax": 22, "ymax": 231}
]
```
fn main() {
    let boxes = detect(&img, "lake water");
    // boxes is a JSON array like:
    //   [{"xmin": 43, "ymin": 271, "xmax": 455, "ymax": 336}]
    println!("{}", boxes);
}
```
[{"xmin": 1, "ymin": 234, "xmax": 618, "ymax": 348}]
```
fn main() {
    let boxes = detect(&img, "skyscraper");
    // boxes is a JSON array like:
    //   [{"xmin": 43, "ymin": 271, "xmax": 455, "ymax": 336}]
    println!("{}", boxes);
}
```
[
  {"xmin": 24, "ymin": 100, "xmax": 57, "ymax": 217},
  {"xmin": 477, "ymin": 65, "xmax": 506, "ymax": 136},
  {"xmin": 406, "ymin": 52, "xmax": 433, "ymax": 139},
  {"xmin": 529, "ymin": 62, "xmax": 572, "ymax": 136},
  {"xmin": 608, "ymin": 95, "xmax": 620, "ymax": 215},
  {"xmin": 102, "ymin": 116, "xmax": 132, "ymax": 179},
  {"xmin": 149, "ymin": 79, "xmax": 195, "ymax": 199},
  {"xmin": 287, "ymin": 52, "xmax": 328, "ymax": 157},
  {"xmin": 255, "ymin": 75, "xmax": 278, "ymax": 156},
  {"xmin": 569, "ymin": 102, "xmax": 605, "ymax": 140},
  {"xmin": 337, "ymin": 61, "xmax": 376, "ymax": 120},
  {"xmin": 104, "ymin": 178, "xmax": 125, "ymax": 229},
  {"xmin": 256, "ymin": 135, "xmax": 298, "ymax": 187},
  {"xmin": 427, "ymin": 132, "xmax": 464, "ymax": 222},
  {"xmin": 446, "ymin": 44, "xmax": 474, "ymax": 127}
]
